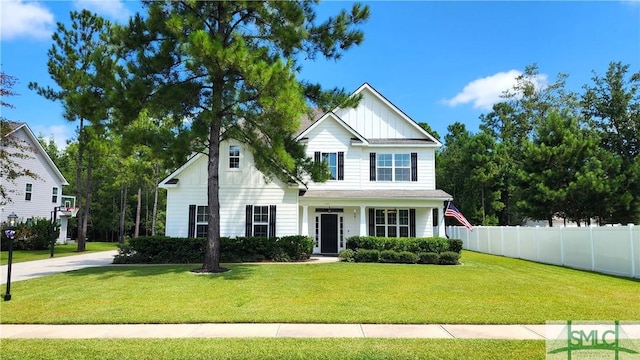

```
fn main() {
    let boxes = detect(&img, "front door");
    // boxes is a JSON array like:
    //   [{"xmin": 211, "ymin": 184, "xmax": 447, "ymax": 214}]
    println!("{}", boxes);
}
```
[{"xmin": 320, "ymin": 214, "xmax": 338, "ymax": 254}]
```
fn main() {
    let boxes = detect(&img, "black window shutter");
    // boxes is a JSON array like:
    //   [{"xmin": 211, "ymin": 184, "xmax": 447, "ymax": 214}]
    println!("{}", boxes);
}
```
[
  {"xmin": 337, "ymin": 152, "xmax": 344, "ymax": 180},
  {"xmin": 409, "ymin": 209, "xmax": 416, "ymax": 237},
  {"xmin": 245, "ymin": 205, "xmax": 253, "ymax": 237},
  {"xmin": 314, "ymin": 151, "xmax": 321, "ymax": 163},
  {"xmin": 368, "ymin": 208, "xmax": 375, "ymax": 236},
  {"xmin": 411, "ymin": 153, "xmax": 418, "ymax": 182},
  {"xmin": 188, "ymin": 205, "xmax": 196, "ymax": 238},
  {"xmin": 369, "ymin": 153, "xmax": 376, "ymax": 181},
  {"xmin": 269, "ymin": 205, "xmax": 277, "ymax": 238}
]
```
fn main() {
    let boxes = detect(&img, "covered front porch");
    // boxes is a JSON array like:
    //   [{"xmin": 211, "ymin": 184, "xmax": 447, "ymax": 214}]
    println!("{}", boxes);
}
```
[{"xmin": 298, "ymin": 190, "xmax": 451, "ymax": 254}]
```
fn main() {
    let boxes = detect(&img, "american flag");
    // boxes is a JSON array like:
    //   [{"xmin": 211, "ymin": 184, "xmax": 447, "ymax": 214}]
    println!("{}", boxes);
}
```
[{"xmin": 444, "ymin": 202, "xmax": 473, "ymax": 231}]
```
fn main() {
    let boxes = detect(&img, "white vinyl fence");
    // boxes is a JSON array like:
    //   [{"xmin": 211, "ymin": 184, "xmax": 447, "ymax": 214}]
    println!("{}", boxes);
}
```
[{"xmin": 447, "ymin": 225, "xmax": 640, "ymax": 279}]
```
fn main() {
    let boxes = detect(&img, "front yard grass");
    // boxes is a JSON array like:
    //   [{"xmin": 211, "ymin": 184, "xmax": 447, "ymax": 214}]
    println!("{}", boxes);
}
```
[
  {"xmin": 1, "ymin": 251, "xmax": 637, "ymax": 324},
  {"xmin": 0, "ymin": 339, "xmax": 545, "ymax": 360},
  {"xmin": 1, "ymin": 241, "xmax": 118, "ymax": 265}
]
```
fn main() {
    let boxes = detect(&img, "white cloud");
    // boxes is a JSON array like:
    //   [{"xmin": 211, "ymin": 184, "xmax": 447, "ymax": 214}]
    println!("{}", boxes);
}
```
[
  {"xmin": 442, "ymin": 70, "xmax": 548, "ymax": 110},
  {"xmin": 73, "ymin": 0, "xmax": 130, "ymax": 23},
  {"xmin": 0, "ymin": 0, "xmax": 54, "ymax": 41},
  {"xmin": 33, "ymin": 124, "xmax": 73, "ymax": 150}
]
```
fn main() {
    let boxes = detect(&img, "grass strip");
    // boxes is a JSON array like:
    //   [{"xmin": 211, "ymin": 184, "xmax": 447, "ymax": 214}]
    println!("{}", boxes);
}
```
[{"xmin": 0, "ymin": 338, "xmax": 546, "ymax": 360}]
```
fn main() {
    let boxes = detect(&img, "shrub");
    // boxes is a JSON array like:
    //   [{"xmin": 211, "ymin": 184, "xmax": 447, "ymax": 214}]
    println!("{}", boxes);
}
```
[
  {"xmin": 439, "ymin": 251, "xmax": 461, "ymax": 265},
  {"xmin": 1, "ymin": 218, "xmax": 57, "ymax": 251},
  {"xmin": 379, "ymin": 250, "xmax": 401, "ymax": 263},
  {"xmin": 113, "ymin": 235, "xmax": 313, "ymax": 264},
  {"xmin": 347, "ymin": 236, "xmax": 451, "ymax": 254},
  {"xmin": 338, "ymin": 249, "xmax": 355, "ymax": 262},
  {"xmin": 276, "ymin": 235, "xmax": 314, "ymax": 261},
  {"xmin": 354, "ymin": 249, "xmax": 379, "ymax": 263},
  {"xmin": 447, "ymin": 238, "xmax": 464, "ymax": 253},
  {"xmin": 418, "ymin": 252, "xmax": 440, "ymax": 264},
  {"xmin": 397, "ymin": 251, "xmax": 418, "ymax": 264}
]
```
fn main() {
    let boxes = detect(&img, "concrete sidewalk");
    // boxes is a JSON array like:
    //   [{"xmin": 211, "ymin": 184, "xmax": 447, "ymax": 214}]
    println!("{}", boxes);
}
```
[
  {"xmin": 0, "ymin": 323, "xmax": 552, "ymax": 339},
  {"xmin": 2, "ymin": 323, "xmax": 640, "ymax": 340}
]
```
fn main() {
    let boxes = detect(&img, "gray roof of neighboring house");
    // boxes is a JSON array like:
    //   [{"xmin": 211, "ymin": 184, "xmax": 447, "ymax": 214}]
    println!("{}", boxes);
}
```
[
  {"xmin": 300, "ymin": 189, "xmax": 452, "ymax": 200},
  {"xmin": 295, "ymin": 108, "xmax": 326, "ymax": 137}
]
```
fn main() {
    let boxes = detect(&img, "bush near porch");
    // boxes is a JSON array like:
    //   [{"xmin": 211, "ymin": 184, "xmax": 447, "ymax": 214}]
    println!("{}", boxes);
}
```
[
  {"xmin": 113, "ymin": 235, "xmax": 314, "ymax": 264},
  {"xmin": 340, "ymin": 236, "xmax": 462, "ymax": 264}
]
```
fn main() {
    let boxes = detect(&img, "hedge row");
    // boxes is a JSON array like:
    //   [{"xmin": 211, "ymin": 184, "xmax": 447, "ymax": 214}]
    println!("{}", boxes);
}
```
[
  {"xmin": 340, "ymin": 236, "xmax": 463, "ymax": 265},
  {"xmin": 338, "ymin": 249, "xmax": 460, "ymax": 265},
  {"xmin": 346, "ymin": 236, "xmax": 463, "ymax": 254},
  {"xmin": 1, "ymin": 218, "xmax": 58, "ymax": 251},
  {"xmin": 113, "ymin": 235, "xmax": 314, "ymax": 264}
]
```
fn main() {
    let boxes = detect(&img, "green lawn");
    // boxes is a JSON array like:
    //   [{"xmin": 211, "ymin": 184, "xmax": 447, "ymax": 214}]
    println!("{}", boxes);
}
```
[
  {"xmin": 0, "ymin": 339, "xmax": 545, "ymax": 360},
  {"xmin": 1, "ymin": 251, "xmax": 637, "ymax": 324},
  {"xmin": 0, "ymin": 242, "xmax": 118, "ymax": 265}
]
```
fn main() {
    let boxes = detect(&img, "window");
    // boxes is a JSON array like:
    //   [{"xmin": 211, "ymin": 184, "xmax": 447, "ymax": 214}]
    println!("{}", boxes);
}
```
[
  {"xmin": 314, "ymin": 151, "xmax": 344, "ymax": 180},
  {"xmin": 196, "ymin": 206, "xmax": 208, "ymax": 238},
  {"xmin": 374, "ymin": 209, "xmax": 411, "ymax": 238},
  {"xmin": 322, "ymin": 153, "xmax": 337, "ymax": 180},
  {"xmin": 52, "ymin": 187, "xmax": 58, "ymax": 203},
  {"xmin": 25, "ymin": 183, "xmax": 32, "ymax": 201},
  {"xmin": 395, "ymin": 154, "xmax": 410, "ymax": 181},
  {"xmin": 370, "ymin": 152, "xmax": 417, "ymax": 182},
  {"xmin": 246, "ymin": 205, "xmax": 276, "ymax": 238},
  {"xmin": 376, "ymin": 154, "xmax": 393, "ymax": 181},
  {"xmin": 229, "ymin": 145, "xmax": 240, "ymax": 169},
  {"xmin": 314, "ymin": 216, "xmax": 319, "ymax": 247},
  {"xmin": 253, "ymin": 206, "xmax": 269, "ymax": 237}
]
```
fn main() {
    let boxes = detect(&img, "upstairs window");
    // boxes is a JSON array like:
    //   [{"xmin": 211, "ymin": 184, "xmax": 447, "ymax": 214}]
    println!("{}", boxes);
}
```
[
  {"xmin": 395, "ymin": 154, "xmax": 410, "ymax": 181},
  {"xmin": 322, "ymin": 153, "xmax": 337, "ymax": 180},
  {"xmin": 52, "ymin": 187, "xmax": 58, "ymax": 203},
  {"xmin": 314, "ymin": 151, "xmax": 344, "ymax": 180},
  {"xmin": 369, "ymin": 152, "xmax": 418, "ymax": 182},
  {"xmin": 377, "ymin": 154, "xmax": 393, "ymax": 181},
  {"xmin": 229, "ymin": 145, "xmax": 240, "ymax": 169},
  {"xmin": 25, "ymin": 183, "xmax": 32, "ymax": 201}
]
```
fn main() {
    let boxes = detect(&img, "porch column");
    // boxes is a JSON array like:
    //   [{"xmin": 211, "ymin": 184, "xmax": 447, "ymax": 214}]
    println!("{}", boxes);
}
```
[
  {"xmin": 438, "ymin": 202, "xmax": 446, "ymax": 237},
  {"xmin": 359, "ymin": 205, "xmax": 367, "ymax": 235},
  {"xmin": 301, "ymin": 205, "xmax": 309, "ymax": 236}
]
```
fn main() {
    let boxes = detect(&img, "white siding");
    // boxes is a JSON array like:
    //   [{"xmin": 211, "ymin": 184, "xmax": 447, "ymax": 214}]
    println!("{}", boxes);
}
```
[
  {"xmin": 2, "ymin": 127, "xmax": 65, "ymax": 222},
  {"xmin": 164, "ymin": 140, "xmax": 298, "ymax": 238},
  {"xmin": 335, "ymin": 87, "xmax": 424, "ymax": 140}
]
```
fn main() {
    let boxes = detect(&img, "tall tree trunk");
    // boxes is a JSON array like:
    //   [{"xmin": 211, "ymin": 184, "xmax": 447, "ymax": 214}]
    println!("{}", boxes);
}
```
[
  {"xmin": 151, "ymin": 163, "xmax": 159, "ymax": 236},
  {"xmin": 75, "ymin": 119, "xmax": 85, "ymax": 251},
  {"xmin": 481, "ymin": 185, "xmax": 486, "ymax": 225},
  {"xmin": 134, "ymin": 187, "xmax": 141, "ymax": 238},
  {"xmin": 119, "ymin": 186, "xmax": 127, "ymax": 244}
]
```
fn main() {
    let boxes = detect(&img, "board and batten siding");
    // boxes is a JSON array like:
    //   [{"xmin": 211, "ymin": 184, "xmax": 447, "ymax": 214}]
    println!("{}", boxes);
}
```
[
  {"xmin": 163, "ymin": 140, "xmax": 298, "ymax": 238},
  {"xmin": 334, "ymin": 87, "xmax": 425, "ymax": 140},
  {"xmin": 2, "ymin": 127, "xmax": 65, "ymax": 221}
]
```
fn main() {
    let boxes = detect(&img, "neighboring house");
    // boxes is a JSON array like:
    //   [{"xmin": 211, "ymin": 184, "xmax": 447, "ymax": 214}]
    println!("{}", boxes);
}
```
[
  {"xmin": 160, "ymin": 83, "xmax": 452, "ymax": 254},
  {"xmin": 1, "ymin": 122, "xmax": 76, "ymax": 243}
]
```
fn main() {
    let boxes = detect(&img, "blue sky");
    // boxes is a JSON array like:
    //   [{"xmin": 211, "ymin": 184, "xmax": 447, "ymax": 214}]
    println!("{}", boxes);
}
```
[{"xmin": 1, "ymin": 1, "xmax": 638, "ymax": 149}]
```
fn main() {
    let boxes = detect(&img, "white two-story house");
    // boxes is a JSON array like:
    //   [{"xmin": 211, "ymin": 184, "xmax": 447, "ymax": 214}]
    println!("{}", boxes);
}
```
[
  {"xmin": 160, "ymin": 83, "xmax": 452, "ymax": 254},
  {"xmin": 1, "ymin": 122, "xmax": 76, "ymax": 243}
]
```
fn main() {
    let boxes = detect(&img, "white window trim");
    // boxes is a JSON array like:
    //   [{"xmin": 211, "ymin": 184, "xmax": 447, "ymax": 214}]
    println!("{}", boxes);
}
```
[{"xmin": 229, "ymin": 145, "xmax": 240, "ymax": 170}]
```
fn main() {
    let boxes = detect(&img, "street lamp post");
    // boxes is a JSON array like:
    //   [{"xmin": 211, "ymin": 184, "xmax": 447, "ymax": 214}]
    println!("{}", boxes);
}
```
[{"xmin": 4, "ymin": 212, "xmax": 18, "ymax": 301}]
